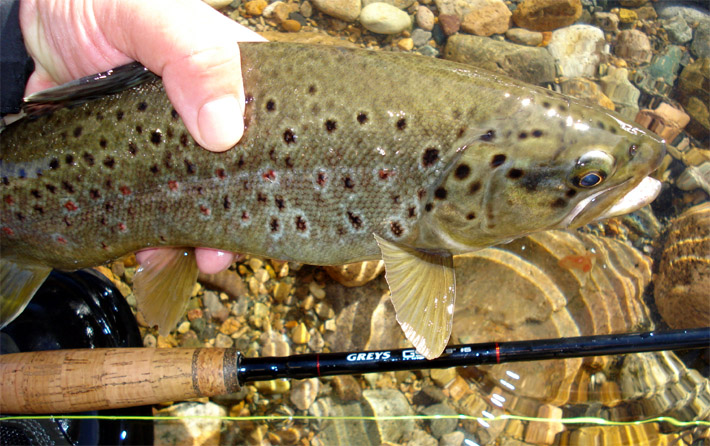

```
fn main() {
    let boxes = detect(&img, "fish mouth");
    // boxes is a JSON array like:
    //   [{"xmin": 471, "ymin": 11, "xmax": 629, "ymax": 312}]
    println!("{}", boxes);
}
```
[{"xmin": 563, "ymin": 176, "xmax": 662, "ymax": 228}]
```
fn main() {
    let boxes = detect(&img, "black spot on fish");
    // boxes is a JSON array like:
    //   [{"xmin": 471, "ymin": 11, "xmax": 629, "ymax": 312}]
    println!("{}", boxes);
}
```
[
  {"xmin": 542, "ymin": 101, "xmax": 551, "ymax": 109},
  {"xmin": 558, "ymin": 104, "xmax": 567, "ymax": 112},
  {"xmin": 62, "ymin": 181, "xmax": 74, "ymax": 193},
  {"xmin": 452, "ymin": 109, "xmax": 461, "ymax": 119},
  {"xmin": 115, "ymin": 110, "xmax": 124, "ymax": 121},
  {"xmin": 18, "ymin": 169, "xmax": 26, "ymax": 179},
  {"xmin": 597, "ymin": 121, "xmax": 605, "ymax": 130},
  {"xmin": 566, "ymin": 189, "xmax": 577, "ymax": 198},
  {"xmin": 31, "ymin": 189, "xmax": 41, "ymax": 199},
  {"xmin": 285, "ymin": 156, "xmax": 294, "ymax": 168},
  {"xmin": 223, "ymin": 195, "xmax": 231, "ymax": 210},
  {"xmin": 434, "ymin": 187, "xmax": 447, "ymax": 199},
  {"xmin": 283, "ymin": 129, "xmax": 296, "ymax": 144},
  {"xmin": 216, "ymin": 168, "xmax": 226, "ymax": 179},
  {"xmin": 49, "ymin": 158, "xmax": 59, "ymax": 170},
  {"xmin": 237, "ymin": 155, "xmax": 245, "ymax": 168},
  {"xmin": 73, "ymin": 126, "xmax": 83, "ymax": 137},
  {"xmin": 551, "ymin": 198, "xmax": 567, "ymax": 208},
  {"xmin": 425, "ymin": 203, "xmax": 433, "ymax": 212},
  {"xmin": 257, "ymin": 192, "xmax": 267, "ymax": 203},
  {"xmin": 135, "ymin": 125, "xmax": 143, "ymax": 134},
  {"xmin": 532, "ymin": 129, "xmax": 543, "ymax": 138},
  {"xmin": 469, "ymin": 180, "xmax": 481, "ymax": 194},
  {"xmin": 1, "ymin": 177, "xmax": 9, "ymax": 185},
  {"xmin": 308, "ymin": 85, "xmax": 317, "ymax": 94},
  {"xmin": 357, "ymin": 112, "xmax": 368, "ymax": 124},
  {"xmin": 275, "ymin": 196, "xmax": 285, "ymax": 210},
  {"xmin": 491, "ymin": 154, "xmax": 506, "ymax": 167},
  {"xmin": 396, "ymin": 118, "xmax": 406, "ymax": 130},
  {"xmin": 137, "ymin": 102, "xmax": 147, "ymax": 111},
  {"xmin": 392, "ymin": 195, "xmax": 401, "ymax": 204},
  {"xmin": 518, "ymin": 132, "xmax": 528, "ymax": 139},
  {"xmin": 325, "ymin": 120, "xmax": 337, "ymax": 132},
  {"xmin": 418, "ymin": 189, "xmax": 426, "ymax": 200},
  {"xmin": 96, "ymin": 112, "xmax": 104, "ymax": 121},
  {"xmin": 408, "ymin": 207, "xmax": 416, "ymax": 218},
  {"xmin": 317, "ymin": 172, "xmax": 327, "ymax": 186},
  {"xmin": 422, "ymin": 148, "xmax": 439, "ymax": 167},
  {"xmin": 180, "ymin": 133, "xmax": 189, "ymax": 147},
  {"xmin": 507, "ymin": 168, "xmax": 524, "ymax": 179},
  {"xmin": 296, "ymin": 216, "xmax": 307, "ymax": 231},
  {"xmin": 33, "ymin": 205, "xmax": 44, "ymax": 215},
  {"xmin": 151, "ymin": 130, "xmax": 162, "ymax": 145},
  {"xmin": 65, "ymin": 154, "xmax": 74, "ymax": 165},
  {"xmin": 45, "ymin": 184, "xmax": 56, "ymax": 193},
  {"xmin": 171, "ymin": 108, "xmax": 179, "ymax": 120},
  {"xmin": 241, "ymin": 211, "xmax": 250, "ymax": 221},
  {"xmin": 390, "ymin": 221, "xmax": 403, "ymax": 237},
  {"xmin": 105, "ymin": 179, "xmax": 113, "ymax": 189},
  {"xmin": 14, "ymin": 212, "xmax": 25, "ymax": 221},
  {"xmin": 128, "ymin": 141, "xmax": 138, "ymax": 155},
  {"xmin": 344, "ymin": 176, "xmax": 354, "ymax": 189},
  {"xmin": 99, "ymin": 138, "xmax": 108, "ymax": 148},
  {"xmin": 103, "ymin": 157, "xmax": 115, "ymax": 169},
  {"xmin": 270, "ymin": 218, "xmax": 279, "ymax": 232},
  {"xmin": 90, "ymin": 189, "xmax": 100, "ymax": 199},
  {"xmin": 480, "ymin": 130, "xmax": 495, "ymax": 142},
  {"xmin": 184, "ymin": 159, "xmax": 196, "ymax": 174},
  {"xmin": 105, "ymin": 202, "xmax": 114, "ymax": 212},
  {"xmin": 457, "ymin": 127, "xmax": 467, "ymax": 138},
  {"xmin": 454, "ymin": 164, "xmax": 471, "ymax": 180},
  {"xmin": 347, "ymin": 211, "xmax": 362, "ymax": 229},
  {"xmin": 466, "ymin": 212, "xmax": 476, "ymax": 220},
  {"xmin": 63, "ymin": 216, "xmax": 72, "ymax": 227},
  {"xmin": 266, "ymin": 99, "xmax": 275, "ymax": 111},
  {"xmin": 150, "ymin": 164, "xmax": 159, "ymax": 174}
]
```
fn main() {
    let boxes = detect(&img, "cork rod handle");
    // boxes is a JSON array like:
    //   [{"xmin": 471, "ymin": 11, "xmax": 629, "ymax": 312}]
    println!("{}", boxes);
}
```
[{"xmin": 0, "ymin": 348, "xmax": 240, "ymax": 414}]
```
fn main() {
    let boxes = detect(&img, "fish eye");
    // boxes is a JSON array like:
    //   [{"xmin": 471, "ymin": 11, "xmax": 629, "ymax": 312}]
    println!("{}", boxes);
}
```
[{"xmin": 573, "ymin": 171, "xmax": 606, "ymax": 188}]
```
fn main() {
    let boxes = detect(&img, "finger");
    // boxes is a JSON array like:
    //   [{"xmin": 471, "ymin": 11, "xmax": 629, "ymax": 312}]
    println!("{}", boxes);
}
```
[
  {"xmin": 98, "ymin": 0, "xmax": 266, "ymax": 151},
  {"xmin": 23, "ymin": 69, "xmax": 59, "ymax": 97},
  {"xmin": 195, "ymin": 248, "xmax": 236, "ymax": 274}
]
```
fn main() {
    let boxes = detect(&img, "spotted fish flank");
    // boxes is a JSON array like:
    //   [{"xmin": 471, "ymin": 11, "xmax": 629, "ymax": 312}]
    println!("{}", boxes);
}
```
[{"xmin": 0, "ymin": 42, "xmax": 665, "ymax": 359}]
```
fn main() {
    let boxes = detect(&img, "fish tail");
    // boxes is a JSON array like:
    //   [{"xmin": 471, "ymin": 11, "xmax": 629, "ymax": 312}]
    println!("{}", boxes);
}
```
[{"xmin": 0, "ymin": 258, "xmax": 51, "ymax": 328}]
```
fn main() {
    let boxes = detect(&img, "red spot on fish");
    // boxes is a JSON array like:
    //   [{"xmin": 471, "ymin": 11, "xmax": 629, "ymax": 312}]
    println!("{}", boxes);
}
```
[
  {"xmin": 64, "ymin": 201, "xmax": 78, "ymax": 211},
  {"xmin": 117, "ymin": 222, "xmax": 127, "ymax": 232},
  {"xmin": 241, "ymin": 211, "xmax": 249, "ymax": 221},
  {"xmin": 200, "ymin": 205, "xmax": 211, "ymax": 216},
  {"xmin": 3, "ymin": 195, "xmax": 14, "ymax": 205},
  {"xmin": 57, "ymin": 236, "xmax": 67, "ymax": 244},
  {"xmin": 263, "ymin": 169, "xmax": 276, "ymax": 182},
  {"xmin": 379, "ymin": 169, "xmax": 394, "ymax": 180},
  {"xmin": 558, "ymin": 252, "xmax": 598, "ymax": 273},
  {"xmin": 216, "ymin": 168, "xmax": 226, "ymax": 179},
  {"xmin": 101, "ymin": 242, "xmax": 109, "ymax": 250},
  {"xmin": 119, "ymin": 186, "xmax": 131, "ymax": 196},
  {"xmin": 168, "ymin": 180, "xmax": 179, "ymax": 191},
  {"xmin": 2, "ymin": 227, "xmax": 14, "ymax": 236}
]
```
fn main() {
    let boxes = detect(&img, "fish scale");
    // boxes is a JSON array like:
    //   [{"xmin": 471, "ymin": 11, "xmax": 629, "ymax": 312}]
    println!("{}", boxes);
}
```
[{"xmin": 0, "ymin": 42, "xmax": 665, "ymax": 358}]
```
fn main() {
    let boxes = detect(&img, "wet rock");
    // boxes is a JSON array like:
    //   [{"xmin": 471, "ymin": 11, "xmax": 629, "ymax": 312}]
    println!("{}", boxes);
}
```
[
  {"xmin": 244, "ymin": 0, "xmax": 267, "ymax": 16},
  {"xmin": 290, "ymin": 377, "xmax": 320, "ymax": 411},
  {"xmin": 524, "ymin": 404, "xmax": 564, "ymax": 444},
  {"xmin": 431, "ymin": 367, "xmax": 458, "ymax": 387},
  {"xmin": 397, "ymin": 37, "xmax": 414, "ymax": 50},
  {"xmin": 654, "ymin": 203, "xmax": 710, "ymax": 329},
  {"xmin": 614, "ymin": 29, "xmax": 652, "ymax": 65},
  {"xmin": 214, "ymin": 332, "xmax": 234, "ymax": 348},
  {"xmin": 677, "ymin": 162, "xmax": 710, "ymax": 194},
  {"xmin": 512, "ymin": 0, "xmax": 583, "ymax": 32},
  {"xmin": 439, "ymin": 14, "xmax": 461, "ymax": 36},
  {"xmin": 310, "ymin": 397, "xmax": 375, "ymax": 444},
  {"xmin": 281, "ymin": 19, "xmax": 302, "ymax": 32},
  {"xmin": 656, "ymin": 4, "xmax": 710, "ymax": 26},
  {"xmin": 559, "ymin": 78, "xmax": 615, "ymax": 110},
  {"xmin": 506, "ymin": 27, "xmax": 544, "ymax": 46},
  {"xmin": 422, "ymin": 403, "xmax": 458, "ymax": 438},
  {"xmin": 155, "ymin": 402, "xmax": 226, "ymax": 446},
  {"xmin": 617, "ymin": 8, "xmax": 637, "ymax": 24},
  {"xmin": 363, "ymin": 0, "xmax": 415, "ymax": 8},
  {"xmin": 691, "ymin": 20, "xmax": 710, "ymax": 59},
  {"xmin": 332, "ymin": 375, "xmax": 362, "ymax": 401},
  {"xmin": 663, "ymin": 15, "xmax": 693, "ymax": 44},
  {"xmin": 416, "ymin": 5, "xmax": 435, "ymax": 31},
  {"xmin": 600, "ymin": 67, "xmax": 640, "ymax": 119},
  {"xmin": 202, "ymin": 291, "xmax": 226, "ymax": 319},
  {"xmin": 441, "ymin": 431, "xmax": 465, "ymax": 446},
  {"xmin": 360, "ymin": 2, "xmax": 412, "ymax": 34},
  {"xmin": 435, "ymin": 0, "xmax": 486, "ymax": 18},
  {"xmin": 411, "ymin": 28, "xmax": 433, "ymax": 46},
  {"xmin": 546, "ymin": 25, "xmax": 605, "ymax": 78},
  {"xmin": 445, "ymin": 34, "xmax": 556, "ymax": 84},
  {"xmin": 593, "ymin": 11, "xmax": 619, "ymax": 33},
  {"xmin": 324, "ymin": 260, "xmax": 385, "ymax": 287},
  {"xmin": 633, "ymin": 45, "xmax": 683, "ymax": 97},
  {"xmin": 460, "ymin": 0, "xmax": 512, "ymax": 37},
  {"xmin": 408, "ymin": 428, "xmax": 439, "ymax": 446},
  {"xmin": 311, "ymin": 0, "xmax": 361, "ymax": 22},
  {"xmin": 676, "ymin": 58, "xmax": 710, "ymax": 143},
  {"xmin": 635, "ymin": 102, "xmax": 690, "ymax": 142},
  {"xmin": 362, "ymin": 389, "xmax": 415, "ymax": 443}
]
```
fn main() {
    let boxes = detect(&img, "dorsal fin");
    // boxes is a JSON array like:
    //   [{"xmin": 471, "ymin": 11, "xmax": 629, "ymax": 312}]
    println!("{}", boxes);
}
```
[{"xmin": 23, "ymin": 62, "xmax": 157, "ymax": 117}]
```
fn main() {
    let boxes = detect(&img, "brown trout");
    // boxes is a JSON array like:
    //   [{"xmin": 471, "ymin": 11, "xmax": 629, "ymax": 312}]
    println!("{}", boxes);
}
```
[{"xmin": 0, "ymin": 42, "xmax": 664, "ymax": 358}]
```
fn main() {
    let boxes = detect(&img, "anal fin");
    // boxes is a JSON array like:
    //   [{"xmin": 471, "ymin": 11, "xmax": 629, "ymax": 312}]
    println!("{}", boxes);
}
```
[
  {"xmin": 0, "ymin": 258, "xmax": 51, "ymax": 328},
  {"xmin": 134, "ymin": 248, "xmax": 199, "ymax": 337},
  {"xmin": 374, "ymin": 234, "xmax": 455, "ymax": 359}
]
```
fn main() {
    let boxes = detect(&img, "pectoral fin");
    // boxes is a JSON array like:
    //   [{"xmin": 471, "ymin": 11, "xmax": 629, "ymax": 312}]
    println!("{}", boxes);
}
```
[
  {"xmin": 134, "ymin": 248, "xmax": 199, "ymax": 336},
  {"xmin": 0, "ymin": 258, "xmax": 51, "ymax": 328},
  {"xmin": 374, "ymin": 234, "xmax": 455, "ymax": 359}
]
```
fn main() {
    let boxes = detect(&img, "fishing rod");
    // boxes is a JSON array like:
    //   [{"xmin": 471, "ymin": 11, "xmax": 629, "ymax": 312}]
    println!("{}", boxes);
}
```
[{"xmin": 1, "ymin": 327, "xmax": 707, "ymax": 414}]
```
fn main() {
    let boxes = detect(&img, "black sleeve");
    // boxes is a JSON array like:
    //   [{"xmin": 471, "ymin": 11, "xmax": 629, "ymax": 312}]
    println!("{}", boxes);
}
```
[{"xmin": 1, "ymin": 0, "xmax": 34, "ymax": 116}]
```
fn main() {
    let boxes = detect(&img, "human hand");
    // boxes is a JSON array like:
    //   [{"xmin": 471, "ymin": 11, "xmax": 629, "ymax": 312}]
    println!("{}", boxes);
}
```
[{"xmin": 20, "ymin": 0, "xmax": 265, "ymax": 273}]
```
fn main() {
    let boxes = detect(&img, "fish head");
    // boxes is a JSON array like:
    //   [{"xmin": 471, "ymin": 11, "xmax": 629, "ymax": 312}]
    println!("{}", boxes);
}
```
[{"xmin": 421, "ymin": 100, "xmax": 666, "ymax": 253}]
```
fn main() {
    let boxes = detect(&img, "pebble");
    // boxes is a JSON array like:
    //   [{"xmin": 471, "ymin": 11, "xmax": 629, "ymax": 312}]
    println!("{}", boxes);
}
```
[
  {"xmin": 252, "ymin": 302, "xmax": 269, "ymax": 319},
  {"xmin": 290, "ymin": 378, "xmax": 320, "ymax": 411},
  {"xmin": 663, "ymin": 15, "xmax": 692, "ymax": 44},
  {"xmin": 505, "ymin": 27, "xmax": 543, "ymax": 46},
  {"xmin": 272, "ymin": 282, "xmax": 291, "ymax": 302},
  {"xmin": 632, "ymin": 44, "xmax": 683, "ymax": 97},
  {"xmin": 460, "ymin": 0, "xmax": 511, "ymax": 37},
  {"xmin": 600, "ymin": 67, "xmax": 640, "ymax": 120},
  {"xmin": 422, "ymin": 403, "xmax": 458, "ymax": 438},
  {"xmin": 362, "ymin": 389, "xmax": 415, "ymax": 443},
  {"xmin": 281, "ymin": 19, "xmax": 302, "ymax": 32},
  {"xmin": 332, "ymin": 375, "xmax": 362, "ymax": 401},
  {"xmin": 617, "ymin": 8, "xmax": 637, "ymax": 24},
  {"xmin": 691, "ymin": 20, "xmax": 710, "ymax": 59},
  {"xmin": 177, "ymin": 321, "xmax": 191, "ymax": 334},
  {"xmin": 300, "ymin": 1, "xmax": 313, "ymax": 18},
  {"xmin": 546, "ymin": 24, "xmax": 605, "ymax": 78},
  {"xmin": 244, "ymin": 0, "xmax": 267, "ymax": 16},
  {"xmin": 525, "ymin": 404, "xmax": 564, "ymax": 444},
  {"xmin": 678, "ymin": 58, "xmax": 710, "ymax": 142},
  {"xmin": 308, "ymin": 281, "xmax": 326, "ymax": 299},
  {"xmin": 219, "ymin": 317, "xmax": 241, "ymax": 335},
  {"xmin": 438, "ymin": 14, "xmax": 461, "ymax": 36},
  {"xmin": 416, "ymin": 6, "xmax": 435, "ymax": 31},
  {"xmin": 202, "ymin": 291, "xmax": 225, "ymax": 317},
  {"xmin": 408, "ymin": 428, "xmax": 439, "ymax": 446},
  {"xmin": 253, "ymin": 268, "xmax": 270, "ymax": 284},
  {"xmin": 636, "ymin": 103, "xmax": 691, "ymax": 142},
  {"xmin": 430, "ymin": 367, "xmax": 457, "ymax": 387},
  {"xmin": 290, "ymin": 322, "xmax": 310, "ymax": 344},
  {"xmin": 154, "ymin": 402, "xmax": 226, "ymax": 446},
  {"xmin": 411, "ymin": 28, "xmax": 432, "ymax": 46},
  {"xmin": 657, "ymin": 4, "xmax": 710, "ymax": 26},
  {"xmin": 254, "ymin": 378, "xmax": 290, "ymax": 394},
  {"xmin": 594, "ymin": 12, "xmax": 619, "ymax": 33},
  {"xmin": 143, "ymin": 333, "xmax": 157, "ymax": 348},
  {"xmin": 307, "ymin": 328, "xmax": 325, "ymax": 351},
  {"xmin": 398, "ymin": 37, "xmax": 414, "ymax": 51},
  {"xmin": 311, "ymin": 0, "xmax": 361, "ymax": 22},
  {"xmin": 360, "ymin": 2, "xmax": 412, "ymax": 34},
  {"xmin": 614, "ymin": 29, "xmax": 652, "ymax": 65},
  {"xmin": 512, "ymin": 0, "xmax": 583, "ymax": 32},
  {"xmin": 441, "ymin": 431, "xmax": 465, "ymax": 446},
  {"xmin": 215, "ymin": 332, "xmax": 234, "ymax": 348}
]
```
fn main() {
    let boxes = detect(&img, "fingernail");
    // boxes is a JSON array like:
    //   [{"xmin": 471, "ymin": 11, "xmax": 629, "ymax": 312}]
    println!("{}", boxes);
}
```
[{"xmin": 198, "ymin": 95, "xmax": 243, "ymax": 151}]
